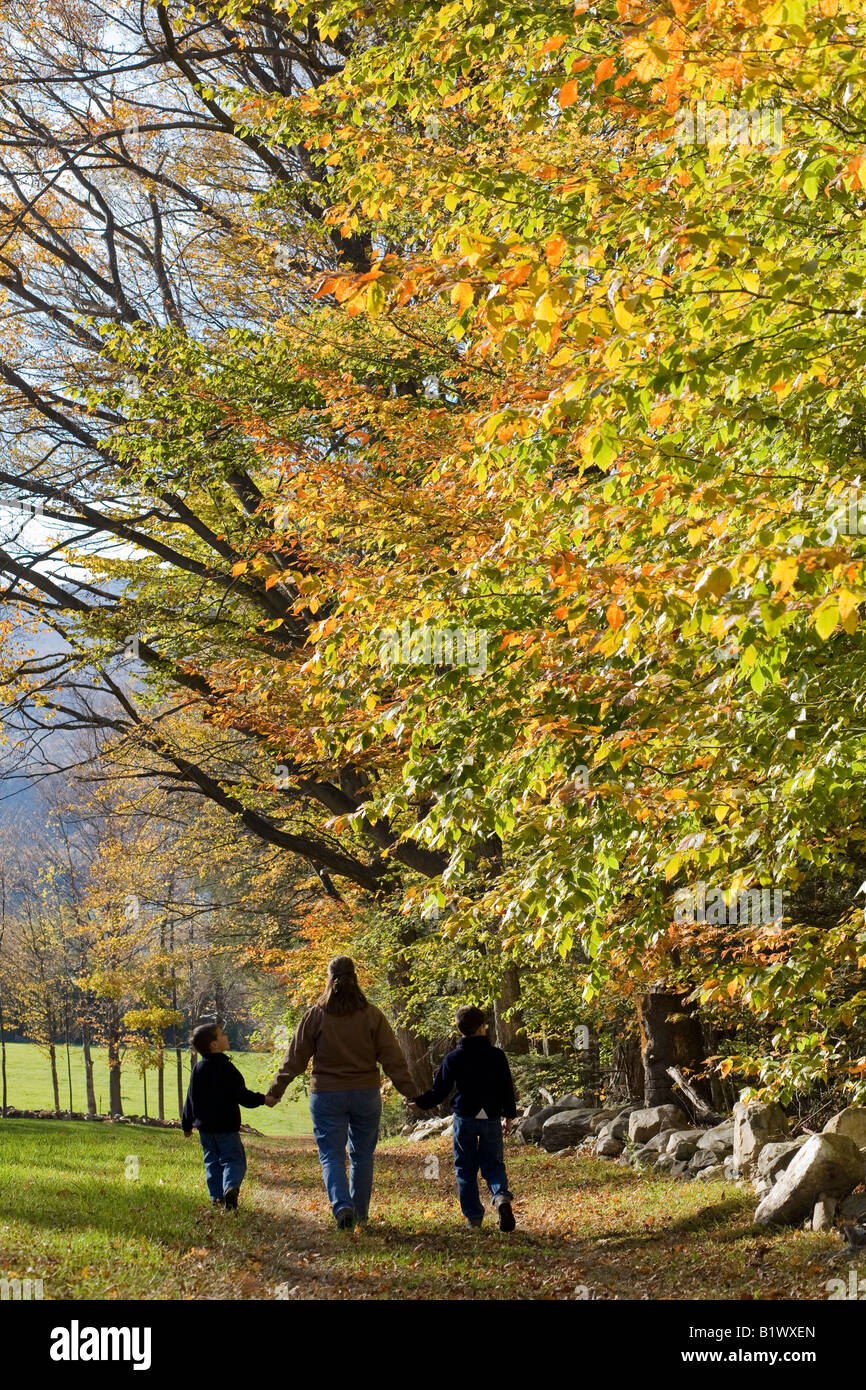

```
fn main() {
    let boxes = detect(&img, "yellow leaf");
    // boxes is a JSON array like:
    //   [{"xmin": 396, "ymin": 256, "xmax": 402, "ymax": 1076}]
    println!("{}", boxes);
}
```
[
  {"xmin": 838, "ymin": 588, "xmax": 859, "ymax": 621},
  {"xmin": 534, "ymin": 293, "xmax": 560, "ymax": 325},
  {"xmin": 771, "ymin": 554, "xmax": 798, "ymax": 596},
  {"xmin": 613, "ymin": 300, "xmax": 634, "ymax": 333}
]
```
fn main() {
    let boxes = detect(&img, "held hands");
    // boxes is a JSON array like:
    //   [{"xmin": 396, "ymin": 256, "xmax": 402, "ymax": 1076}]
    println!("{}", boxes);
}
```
[
  {"xmin": 264, "ymin": 1095, "xmax": 279, "ymax": 1108},
  {"xmin": 183, "ymin": 1131, "xmax": 193, "ymax": 1140}
]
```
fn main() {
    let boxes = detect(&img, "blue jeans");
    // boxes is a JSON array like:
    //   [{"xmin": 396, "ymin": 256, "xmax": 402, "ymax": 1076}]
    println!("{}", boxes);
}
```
[
  {"xmin": 198, "ymin": 1131, "xmax": 247, "ymax": 1201},
  {"xmin": 309, "ymin": 1088, "xmax": 382, "ymax": 1222},
  {"xmin": 452, "ymin": 1116, "xmax": 512, "ymax": 1222}
]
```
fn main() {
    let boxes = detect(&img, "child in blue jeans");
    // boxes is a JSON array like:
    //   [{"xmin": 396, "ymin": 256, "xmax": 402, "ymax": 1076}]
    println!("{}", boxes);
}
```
[
  {"xmin": 411, "ymin": 1005, "xmax": 518, "ymax": 1231},
  {"xmin": 182, "ymin": 1023, "xmax": 266, "ymax": 1210}
]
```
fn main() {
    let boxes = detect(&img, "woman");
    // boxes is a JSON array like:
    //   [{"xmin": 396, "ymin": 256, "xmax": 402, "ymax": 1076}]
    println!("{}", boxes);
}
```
[{"xmin": 264, "ymin": 956, "xmax": 416, "ymax": 1229}]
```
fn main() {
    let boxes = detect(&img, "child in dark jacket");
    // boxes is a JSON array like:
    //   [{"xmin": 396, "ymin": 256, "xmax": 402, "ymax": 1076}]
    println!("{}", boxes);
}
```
[
  {"xmin": 411, "ymin": 1005, "xmax": 518, "ymax": 1231},
  {"xmin": 182, "ymin": 1023, "xmax": 266, "ymax": 1210}
]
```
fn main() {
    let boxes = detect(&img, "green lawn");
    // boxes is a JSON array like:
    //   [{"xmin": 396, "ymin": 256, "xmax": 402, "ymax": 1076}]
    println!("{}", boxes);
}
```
[
  {"xmin": 0, "ymin": 1118, "xmax": 851, "ymax": 1300},
  {"xmin": 0, "ymin": 1040, "xmax": 312, "ymax": 1137}
]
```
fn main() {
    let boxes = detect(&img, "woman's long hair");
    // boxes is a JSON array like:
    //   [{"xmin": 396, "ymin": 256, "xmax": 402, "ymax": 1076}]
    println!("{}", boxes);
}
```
[{"xmin": 317, "ymin": 956, "xmax": 368, "ymax": 1016}]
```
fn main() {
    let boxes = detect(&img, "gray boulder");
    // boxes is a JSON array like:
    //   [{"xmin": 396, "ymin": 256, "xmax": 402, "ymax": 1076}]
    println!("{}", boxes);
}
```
[
  {"xmin": 839, "ymin": 1192, "xmax": 866, "ymax": 1224},
  {"xmin": 812, "ymin": 1196, "xmax": 837, "ymax": 1232},
  {"xmin": 555, "ymin": 1094, "xmax": 590, "ymax": 1110},
  {"xmin": 540, "ymin": 1108, "xmax": 598, "ymax": 1152},
  {"xmin": 695, "ymin": 1163, "xmax": 727, "ymax": 1181},
  {"xmin": 641, "ymin": 1131, "xmax": 673, "ymax": 1154},
  {"xmin": 607, "ymin": 1112, "xmax": 634, "ymax": 1141},
  {"xmin": 628, "ymin": 1105, "xmax": 688, "ymax": 1146},
  {"xmin": 733, "ymin": 1100, "xmax": 788, "ymax": 1175},
  {"xmin": 696, "ymin": 1120, "xmax": 735, "ymax": 1154},
  {"xmin": 588, "ymin": 1108, "xmax": 621, "ymax": 1135},
  {"xmin": 521, "ymin": 1102, "xmax": 544, "ymax": 1119},
  {"xmin": 755, "ymin": 1133, "xmax": 864, "ymax": 1227},
  {"xmin": 633, "ymin": 1144, "xmax": 660, "ymax": 1169},
  {"xmin": 515, "ymin": 1102, "xmax": 580, "ymax": 1143},
  {"xmin": 755, "ymin": 1136, "xmax": 809, "ymax": 1185},
  {"xmin": 595, "ymin": 1130, "xmax": 624, "ymax": 1158},
  {"xmin": 688, "ymin": 1148, "xmax": 721, "ymax": 1173},
  {"xmin": 664, "ymin": 1128, "xmax": 706, "ymax": 1160},
  {"xmin": 823, "ymin": 1107, "xmax": 866, "ymax": 1149}
]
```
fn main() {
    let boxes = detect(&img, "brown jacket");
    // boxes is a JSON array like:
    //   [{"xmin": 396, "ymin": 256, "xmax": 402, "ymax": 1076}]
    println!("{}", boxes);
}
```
[{"xmin": 267, "ymin": 1002, "xmax": 416, "ymax": 1098}]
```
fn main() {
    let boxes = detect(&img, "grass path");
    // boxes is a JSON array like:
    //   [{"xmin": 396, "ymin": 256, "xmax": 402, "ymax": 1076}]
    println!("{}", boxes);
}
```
[{"xmin": 0, "ymin": 1119, "xmax": 851, "ymax": 1300}]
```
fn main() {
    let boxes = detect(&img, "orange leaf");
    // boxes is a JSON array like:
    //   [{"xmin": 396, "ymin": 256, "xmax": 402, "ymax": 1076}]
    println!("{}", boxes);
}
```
[
  {"xmin": 558, "ymin": 80, "xmax": 579, "ymax": 108},
  {"xmin": 606, "ymin": 602, "xmax": 625, "ymax": 631},
  {"xmin": 545, "ymin": 233, "xmax": 567, "ymax": 268},
  {"xmin": 594, "ymin": 57, "xmax": 616, "ymax": 86}
]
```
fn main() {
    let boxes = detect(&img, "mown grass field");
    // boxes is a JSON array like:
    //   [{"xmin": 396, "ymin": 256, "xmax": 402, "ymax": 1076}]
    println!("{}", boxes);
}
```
[
  {"xmin": 0, "ymin": 1118, "xmax": 851, "ymax": 1300},
  {"xmin": 1, "ymin": 1041, "xmax": 312, "ymax": 1137}
]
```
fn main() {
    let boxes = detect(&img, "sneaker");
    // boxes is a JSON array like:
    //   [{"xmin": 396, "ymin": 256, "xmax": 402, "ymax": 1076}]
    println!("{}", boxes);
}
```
[
  {"xmin": 494, "ymin": 1196, "xmax": 516, "ymax": 1232},
  {"xmin": 335, "ymin": 1206, "xmax": 355, "ymax": 1230},
  {"xmin": 466, "ymin": 1218, "xmax": 483, "ymax": 1228},
  {"xmin": 210, "ymin": 1197, "xmax": 225, "ymax": 1208},
  {"xmin": 223, "ymin": 1187, "xmax": 240, "ymax": 1211}
]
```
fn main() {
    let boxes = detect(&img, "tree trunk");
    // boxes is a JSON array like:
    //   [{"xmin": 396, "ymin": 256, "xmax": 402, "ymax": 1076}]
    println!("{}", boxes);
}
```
[
  {"xmin": 107, "ymin": 1004, "xmax": 123, "ymax": 1115},
  {"xmin": 176, "ymin": 1044, "xmax": 185, "ymax": 1118},
  {"xmin": 492, "ymin": 964, "xmax": 530, "ymax": 1053},
  {"xmin": 393, "ymin": 1022, "xmax": 434, "ymax": 1094},
  {"xmin": 638, "ymin": 988, "xmax": 706, "ymax": 1108},
  {"xmin": 143, "ymin": 1069, "xmax": 148, "ymax": 1119},
  {"xmin": 63, "ymin": 998, "xmax": 74, "ymax": 1112},
  {"xmin": 613, "ymin": 1032, "xmax": 644, "ymax": 1100},
  {"xmin": 0, "ymin": 986, "xmax": 7, "ymax": 1116},
  {"xmin": 48, "ymin": 1041, "xmax": 60, "ymax": 1112},
  {"xmin": 385, "ymin": 924, "xmax": 434, "ymax": 1092},
  {"xmin": 82, "ymin": 1021, "xmax": 97, "ymax": 1116},
  {"xmin": 170, "ymin": 932, "xmax": 184, "ymax": 1117},
  {"xmin": 157, "ymin": 1045, "xmax": 165, "ymax": 1122}
]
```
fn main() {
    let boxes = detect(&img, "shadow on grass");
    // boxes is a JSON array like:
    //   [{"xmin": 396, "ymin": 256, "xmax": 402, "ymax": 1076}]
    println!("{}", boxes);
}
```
[{"xmin": 0, "ymin": 1121, "xmax": 322, "ymax": 1255}]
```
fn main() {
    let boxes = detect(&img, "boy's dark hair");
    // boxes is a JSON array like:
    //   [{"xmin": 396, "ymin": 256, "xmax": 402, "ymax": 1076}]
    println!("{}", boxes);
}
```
[
  {"xmin": 192, "ymin": 1022, "xmax": 220, "ymax": 1056},
  {"xmin": 456, "ymin": 1005, "xmax": 486, "ymax": 1037}
]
